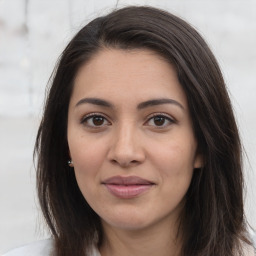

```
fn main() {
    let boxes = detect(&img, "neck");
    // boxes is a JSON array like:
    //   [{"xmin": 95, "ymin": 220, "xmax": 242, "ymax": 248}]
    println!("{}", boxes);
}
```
[{"xmin": 99, "ymin": 220, "xmax": 182, "ymax": 256}]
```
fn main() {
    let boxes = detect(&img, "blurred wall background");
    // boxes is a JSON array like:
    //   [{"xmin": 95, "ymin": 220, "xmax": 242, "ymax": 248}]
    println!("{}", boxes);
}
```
[{"xmin": 0, "ymin": 0, "xmax": 256, "ymax": 253}]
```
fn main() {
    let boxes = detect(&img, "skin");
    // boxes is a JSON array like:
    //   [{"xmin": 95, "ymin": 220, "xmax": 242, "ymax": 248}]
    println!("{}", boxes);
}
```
[{"xmin": 67, "ymin": 48, "xmax": 202, "ymax": 256}]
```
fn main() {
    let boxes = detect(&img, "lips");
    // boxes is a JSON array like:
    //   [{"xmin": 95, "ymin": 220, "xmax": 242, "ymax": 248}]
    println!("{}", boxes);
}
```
[{"xmin": 102, "ymin": 176, "xmax": 154, "ymax": 199}]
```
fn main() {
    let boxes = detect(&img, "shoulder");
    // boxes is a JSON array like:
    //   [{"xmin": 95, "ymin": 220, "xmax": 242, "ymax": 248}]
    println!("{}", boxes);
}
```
[
  {"xmin": 241, "ymin": 229, "xmax": 256, "ymax": 256},
  {"xmin": 1, "ymin": 239, "xmax": 101, "ymax": 256},
  {"xmin": 249, "ymin": 228, "xmax": 256, "ymax": 249},
  {"xmin": 1, "ymin": 239, "xmax": 53, "ymax": 256},
  {"xmin": 241, "ymin": 244, "xmax": 256, "ymax": 256}
]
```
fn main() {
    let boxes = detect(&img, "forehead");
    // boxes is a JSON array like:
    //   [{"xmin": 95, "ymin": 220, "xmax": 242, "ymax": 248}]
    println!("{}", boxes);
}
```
[{"xmin": 71, "ymin": 48, "xmax": 187, "ymax": 109}]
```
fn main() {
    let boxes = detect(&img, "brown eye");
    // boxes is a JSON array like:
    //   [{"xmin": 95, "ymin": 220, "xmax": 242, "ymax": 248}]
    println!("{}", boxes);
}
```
[
  {"xmin": 153, "ymin": 116, "xmax": 165, "ymax": 126},
  {"xmin": 82, "ymin": 114, "xmax": 110, "ymax": 128},
  {"xmin": 146, "ymin": 114, "xmax": 174, "ymax": 128},
  {"xmin": 92, "ymin": 116, "xmax": 104, "ymax": 126}
]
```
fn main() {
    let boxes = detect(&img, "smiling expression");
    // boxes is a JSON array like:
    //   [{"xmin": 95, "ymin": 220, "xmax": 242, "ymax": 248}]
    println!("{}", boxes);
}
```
[{"xmin": 67, "ymin": 48, "xmax": 202, "ymax": 231}]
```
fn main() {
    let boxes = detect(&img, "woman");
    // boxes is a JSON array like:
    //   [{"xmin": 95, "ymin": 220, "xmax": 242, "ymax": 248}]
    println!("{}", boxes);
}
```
[{"xmin": 3, "ymin": 5, "xmax": 255, "ymax": 256}]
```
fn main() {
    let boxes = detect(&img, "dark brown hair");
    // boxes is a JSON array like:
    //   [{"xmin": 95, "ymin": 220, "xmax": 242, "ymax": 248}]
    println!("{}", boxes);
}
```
[{"xmin": 35, "ymin": 6, "xmax": 251, "ymax": 256}]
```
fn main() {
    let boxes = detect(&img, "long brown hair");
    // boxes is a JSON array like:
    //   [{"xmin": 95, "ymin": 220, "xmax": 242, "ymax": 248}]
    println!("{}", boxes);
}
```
[{"xmin": 34, "ymin": 6, "xmax": 251, "ymax": 256}]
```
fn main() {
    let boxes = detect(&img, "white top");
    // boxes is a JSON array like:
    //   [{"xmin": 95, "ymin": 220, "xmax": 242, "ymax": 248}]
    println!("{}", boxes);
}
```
[
  {"xmin": 1, "ymin": 240, "xmax": 53, "ymax": 256},
  {"xmin": 1, "ymin": 239, "xmax": 101, "ymax": 256},
  {"xmin": 2, "ymin": 237, "xmax": 255, "ymax": 256}
]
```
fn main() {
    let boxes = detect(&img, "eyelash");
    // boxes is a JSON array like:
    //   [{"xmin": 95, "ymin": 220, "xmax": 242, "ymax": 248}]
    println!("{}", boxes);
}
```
[
  {"xmin": 146, "ymin": 113, "xmax": 175, "ymax": 128},
  {"xmin": 81, "ymin": 113, "xmax": 110, "ymax": 128},
  {"xmin": 81, "ymin": 112, "xmax": 175, "ymax": 129}
]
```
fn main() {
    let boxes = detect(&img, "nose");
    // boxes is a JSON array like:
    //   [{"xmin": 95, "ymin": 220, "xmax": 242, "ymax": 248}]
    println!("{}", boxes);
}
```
[{"xmin": 107, "ymin": 124, "xmax": 146, "ymax": 168}]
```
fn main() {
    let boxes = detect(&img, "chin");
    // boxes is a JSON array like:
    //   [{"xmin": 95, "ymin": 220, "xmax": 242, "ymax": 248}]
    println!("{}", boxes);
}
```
[
  {"xmin": 106, "ymin": 218, "xmax": 150, "ymax": 231},
  {"xmin": 101, "ymin": 208, "xmax": 155, "ymax": 231}
]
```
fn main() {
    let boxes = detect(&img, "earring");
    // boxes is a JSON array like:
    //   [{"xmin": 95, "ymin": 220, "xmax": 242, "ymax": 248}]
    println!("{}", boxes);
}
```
[{"xmin": 68, "ymin": 160, "xmax": 74, "ymax": 167}]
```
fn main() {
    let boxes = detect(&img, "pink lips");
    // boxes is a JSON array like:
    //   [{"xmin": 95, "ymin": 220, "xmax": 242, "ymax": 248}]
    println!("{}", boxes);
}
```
[{"xmin": 102, "ymin": 176, "xmax": 154, "ymax": 199}]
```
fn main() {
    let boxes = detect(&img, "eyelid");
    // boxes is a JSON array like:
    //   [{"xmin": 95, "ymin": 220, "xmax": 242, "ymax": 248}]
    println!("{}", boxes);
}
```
[
  {"xmin": 147, "ymin": 112, "xmax": 175, "ymax": 121},
  {"xmin": 80, "ymin": 112, "xmax": 175, "ymax": 127},
  {"xmin": 145, "ymin": 112, "xmax": 176, "ymax": 127},
  {"xmin": 80, "ymin": 112, "xmax": 111, "ymax": 126}
]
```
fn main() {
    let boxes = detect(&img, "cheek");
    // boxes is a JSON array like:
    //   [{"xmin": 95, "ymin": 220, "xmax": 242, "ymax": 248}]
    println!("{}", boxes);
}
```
[
  {"xmin": 70, "ymin": 142, "xmax": 105, "ymax": 204},
  {"xmin": 68, "ymin": 132, "xmax": 105, "ymax": 171},
  {"xmin": 68, "ymin": 134, "xmax": 107, "ymax": 197},
  {"xmin": 150, "ymin": 136, "xmax": 196, "ymax": 190},
  {"xmin": 153, "ymin": 140, "xmax": 196, "ymax": 170},
  {"xmin": 152, "ymin": 143, "xmax": 195, "ymax": 207}
]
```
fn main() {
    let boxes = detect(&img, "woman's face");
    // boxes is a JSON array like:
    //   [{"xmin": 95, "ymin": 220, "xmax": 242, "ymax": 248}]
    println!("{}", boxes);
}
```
[{"xmin": 67, "ymin": 49, "xmax": 202, "ymax": 231}]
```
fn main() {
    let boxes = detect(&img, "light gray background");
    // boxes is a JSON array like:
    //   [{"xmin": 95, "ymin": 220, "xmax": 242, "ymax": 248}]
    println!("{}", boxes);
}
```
[{"xmin": 0, "ymin": 0, "xmax": 256, "ymax": 253}]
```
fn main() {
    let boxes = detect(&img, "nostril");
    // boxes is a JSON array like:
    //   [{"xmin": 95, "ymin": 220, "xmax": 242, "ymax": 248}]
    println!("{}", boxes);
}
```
[
  {"xmin": 107, "ymin": 143, "xmax": 145, "ymax": 167},
  {"xmin": 110, "ymin": 159, "xmax": 118, "ymax": 164},
  {"xmin": 109, "ymin": 158, "xmax": 139, "ymax": 168}
]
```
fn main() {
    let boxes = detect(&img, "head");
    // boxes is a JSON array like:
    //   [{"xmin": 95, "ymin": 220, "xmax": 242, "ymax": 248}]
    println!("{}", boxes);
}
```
[{"xmin": 35, "ymin": 6, "xmax": 249, "ymax": 256}]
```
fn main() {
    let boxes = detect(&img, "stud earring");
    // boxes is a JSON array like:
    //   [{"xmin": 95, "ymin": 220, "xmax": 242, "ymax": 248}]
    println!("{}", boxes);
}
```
[{"xmin": 68, "ymin": 160, "xmax": 74, "ymax": 167}]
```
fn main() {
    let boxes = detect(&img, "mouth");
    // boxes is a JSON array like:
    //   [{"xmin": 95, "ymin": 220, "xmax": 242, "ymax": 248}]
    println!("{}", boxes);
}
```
[{"xmin": 102, "ymin": 176, "xmax": 155, "ymax": 199}]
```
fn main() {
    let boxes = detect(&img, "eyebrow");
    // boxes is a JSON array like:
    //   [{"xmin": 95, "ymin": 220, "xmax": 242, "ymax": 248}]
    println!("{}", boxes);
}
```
[
  {"xmin": 75, "ymin": 97, "xmax": 184, "ymax": 110},
  {"xmin": 137, "ymin": 98, "xmax": 184, "ymax": 110},
  {"xmin": 75, "ymin": 98, "xmax": 113, "ymax": 108}
]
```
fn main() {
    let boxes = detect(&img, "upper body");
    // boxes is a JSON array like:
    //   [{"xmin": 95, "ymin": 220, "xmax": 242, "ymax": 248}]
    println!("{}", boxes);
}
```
[{"xmin": 24, "ymin": 5, "xmax": 256, "ymax": 256}]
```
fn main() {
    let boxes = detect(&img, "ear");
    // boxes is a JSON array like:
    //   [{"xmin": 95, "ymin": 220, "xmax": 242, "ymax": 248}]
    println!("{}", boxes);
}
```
[{"xmin": 193, "ymin": 153, "xmax": 204, "ymax": 169}]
